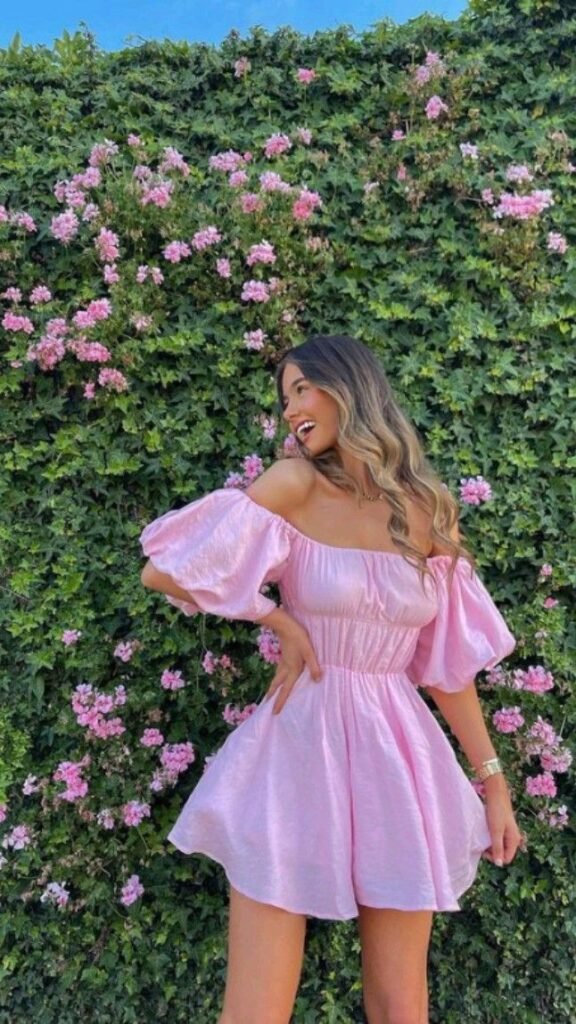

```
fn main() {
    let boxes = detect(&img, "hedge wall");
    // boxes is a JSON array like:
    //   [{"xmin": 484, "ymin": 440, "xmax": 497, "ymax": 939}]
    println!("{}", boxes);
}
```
[{"xmin": 0, "ymin": 0, "xmax": 575, "ymax": 1020}]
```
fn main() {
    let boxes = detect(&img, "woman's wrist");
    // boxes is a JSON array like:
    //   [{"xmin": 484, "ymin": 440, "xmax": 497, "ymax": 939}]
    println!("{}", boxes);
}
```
[{"xmin": 257, "ymin": 606, "xmax": 301, "ymax": 638}]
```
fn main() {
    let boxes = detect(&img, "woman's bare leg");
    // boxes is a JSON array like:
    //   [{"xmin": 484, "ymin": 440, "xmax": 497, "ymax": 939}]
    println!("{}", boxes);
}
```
[
  {"xmin": 218, "ymin": 885, "xmax": 307, "ymax": 1024},
  {"xmin": 357, "ymin": 905, "xmax": 434, "ymax": 1024}
]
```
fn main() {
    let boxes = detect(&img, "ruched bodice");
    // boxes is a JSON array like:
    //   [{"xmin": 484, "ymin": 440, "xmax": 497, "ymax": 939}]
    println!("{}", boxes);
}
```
[{"xmin": 140, "ymin": 486, "xmax": 516, "ymax": 919}]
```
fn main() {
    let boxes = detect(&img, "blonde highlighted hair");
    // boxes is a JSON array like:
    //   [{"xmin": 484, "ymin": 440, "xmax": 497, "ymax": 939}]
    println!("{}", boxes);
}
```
[{"xmin": 275, "ymin": 334, "xmax": 476, "ymax": 590}]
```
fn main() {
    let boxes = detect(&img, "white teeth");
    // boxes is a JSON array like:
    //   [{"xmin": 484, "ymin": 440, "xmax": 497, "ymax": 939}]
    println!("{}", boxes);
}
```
[{"xmin": 296, "ymin": 420, "xmax": 315, "ymax": 438}]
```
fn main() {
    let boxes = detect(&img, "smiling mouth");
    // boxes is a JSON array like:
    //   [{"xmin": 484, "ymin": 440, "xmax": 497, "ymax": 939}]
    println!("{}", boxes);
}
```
[{"xmin": 295, "ymin": 421, "xmax": 316, "ymax": 442}]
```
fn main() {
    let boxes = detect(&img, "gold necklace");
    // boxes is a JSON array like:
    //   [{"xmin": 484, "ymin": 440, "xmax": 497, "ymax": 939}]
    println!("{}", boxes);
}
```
[{"xmin": 360, "ymin": 490, "xmax": 386, "ymax": 502}]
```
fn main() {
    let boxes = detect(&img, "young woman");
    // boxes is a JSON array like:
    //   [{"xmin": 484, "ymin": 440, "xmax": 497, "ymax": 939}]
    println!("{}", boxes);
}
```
[{"xmin": 140, "ymin": 334, "xmax": 524, "ymax": 1024}]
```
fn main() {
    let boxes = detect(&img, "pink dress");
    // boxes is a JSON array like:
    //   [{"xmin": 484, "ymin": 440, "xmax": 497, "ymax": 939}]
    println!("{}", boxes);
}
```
[{"xmin": 139, "ymin": 487, "xmax": 516, "ymax": 920}]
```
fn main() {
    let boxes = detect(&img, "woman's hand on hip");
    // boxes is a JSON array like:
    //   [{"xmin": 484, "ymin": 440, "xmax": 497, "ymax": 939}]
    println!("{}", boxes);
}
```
[{"xmin": 263, "ymin": 620, "xmax": 322, "ymax": 715}]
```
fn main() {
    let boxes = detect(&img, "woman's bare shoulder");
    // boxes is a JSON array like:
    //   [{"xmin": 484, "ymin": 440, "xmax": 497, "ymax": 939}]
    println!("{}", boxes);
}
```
[{"xmin": 244, "ymin": 458, "xmax": 316, "ymax": 517}]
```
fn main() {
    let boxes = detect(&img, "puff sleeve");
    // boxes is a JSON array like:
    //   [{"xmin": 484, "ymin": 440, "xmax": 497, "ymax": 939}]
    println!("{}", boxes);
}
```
[
  {"xmin": 139, "ymin": 488, "xmax": 292, "ymax": 621},
  {"xmin": 405, "ymin": 556, "xmax": 516, "ymax": 693}
]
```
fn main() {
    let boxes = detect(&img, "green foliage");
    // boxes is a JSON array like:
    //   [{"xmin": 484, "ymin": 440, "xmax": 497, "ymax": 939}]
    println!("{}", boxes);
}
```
[{"xmin": 1, "ymin": 4, "xmax": 575, "ymax": 1022}]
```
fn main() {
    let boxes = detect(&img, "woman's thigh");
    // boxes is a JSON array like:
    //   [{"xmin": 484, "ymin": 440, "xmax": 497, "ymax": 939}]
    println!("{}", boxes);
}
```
[
  {"xmin": 357, "ymin": 905, "xmax": 434, "ymax": 1024},
  {"xmin": 218, "ymin": 885, "xmax": 308, "ymax": 1024}
]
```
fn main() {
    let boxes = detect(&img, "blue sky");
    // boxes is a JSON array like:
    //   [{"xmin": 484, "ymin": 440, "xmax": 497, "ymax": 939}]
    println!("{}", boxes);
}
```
[{"xmin": 1, "ymin": 1, "xmax": 467, "ymax": 52}]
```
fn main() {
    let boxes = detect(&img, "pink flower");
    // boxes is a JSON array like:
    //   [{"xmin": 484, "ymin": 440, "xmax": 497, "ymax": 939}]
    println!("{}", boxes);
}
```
[
  {"xmin": 257, "ymin": 626, "xmax": 281, "ymax": 664},
  {"xmin": 88, "ymin": 139, "xmax": 119, "ymax": 167},
  {"xmin": 492, "ymin": 706, "xmax": 525, "ymax": 733},
  {"xmin": 29, "ymin": 285, "xmax": 52, "ymax": 305},
  {"xmin": 216, "ymin": 258, "xmax": 232, "ymax": 278},
  {"xmin": 547, "ymin": 232, "xmax": 568, "ymax": 254},
  {"xmin": 159, "ymin": 146, "xmax": 190, "ymax": 177},
  {"xmin": 543, "ymin": 597, "xmax": 559, "ymax": 609},
  {"xmin": 103, "ymin": 264, "xmax": 120, "ymax": 285},
  {"xmin": 243, "ymin": 453, "xmax": 264, "ymax": 480},
  {"xmin": 264, "ymin": 133, "xmax": 293, "ymax": 159},
  {"xmin": 223, "ymin": 702, "xmax": 258, "ymax": 725},
  {"xmin": 259, "ymin": 172, "xmax": 292, "ymax": 193},
  {"xmin": 50, "ymin": 210, "xmax": 79, "ymax": 243},
  {"xmin": 191, "ymin": 226, "xmax": 222, "ymax": 251},
  {"xmin": 460, "ymin": 142, "xmax": 479, "ymax": 160},
  {"xmin": 241, "ymin": 280, "xmax": 270, "ymax": 303},
  {"xmin": 540, "ymin": 748, "xmax": 573, "ymax": 773},
  {"xmin": 160, "ymin": 668, "xmax": 186, "ymax": 691},
  {"xmin": 40, "ymin": 881, "xmax": 70, "ymax": 908},
  {"xmin": 296, "ymin": 68, "xmax": 316, "ymax": 84},
  {"xmin": 159, "ymin": 741, "xmax": 196, "ymax": 778},
  {"xmin": 209, "ymin": 150, "xmax": 245, "ymax": 173},
  {"xmin": 140, "ymin": 182, "xmax": 173, "ymax": 208},
  {"xmin": 512, "ymin": 665, "xmax": 555, "ymax": 694},
  {"xmin": 396, "ymin": 164, "xmax": 408, "ymax": 182},
  {"xmin": 246, "ymin": 240, "xmax": 276, "ymax": 266},
  {"xmin": 505, "ymin": 164, "xmax": 533, "ymax": 183},
  {"xmin": 2, "ymin": 312, "xmax": 34, "ymax": 334},
  {"xmin": 295, "ymin": 127, "xmax": 312, "ymax": 145},
  {"xmin": 1, "ymin": 824, "xmax": 33, "ymax": 850},
  {"xmin": 525, "ymin": 716, "xmax": 558, "ymax": 752},
  {"xmin": 525, "ymin": 772, "xmax": 557, "ymax": 798},
  {"xmin": 425, "ymin": 95, "xmax": 449, "ymax": 120},
  {"xmin": 539, "ymin": 563, "xmax": 553, "ymax": 577},
  {"xmin": 163, "ymin": 240, "xmax": 191, "ymax": 263},
  {"xmin": 97, "ymin": 808, "xmax": 115, "ymax": 829},
  {"xmin": 234, "ymin": 57, "xmax": 251, "ymax": 78},
  {"xmin": 202, "ymin": 650, "xmax": 218, "ymax": 674},
  {"xmin": 122, "ymin": 800, "xmax": 151, "ymax": 827},
  {"xmin": 240, "ymin": 192, "xmax": 265, "ymax": 213},
  {"xmin": 95, "ymin": 227, "xmax": 120, "ymax": 262},
  {"xmin": 459, "ymin": 475, "xmax": 492, "ymax": 504},
  {"xmin": 481, "ymin": 188, "xmax": 494, "ymax": 204},
  {"xmin": 392, "ymin": 129, "xmax": 406, "ymax": 140},
  {"xmin": 243, "ymin": 329, "xmax": 267, "ymax": 350},
  {"xmin": 292, "ymin": 187, "xmax": 323, "ymax": 222},
  {"xmin": 53, "ymin": 755, "xmax": 91, "ymax": 803},
  {"xmin": 10, "ymin": 211, "xmax": 37, "ymax": 232},
  {"xmin": 1, "ymin": 286, "xmax": 22, "ymax": 302},
  {"xmin": 127, "ymin": 133, "xmax": 142, "ymax": 146},
  {"xmin": 229, "ymin": 169, "xmax": 249, "ymax": 188},
  {"xmin": 492, "ymin": 190, "xmax": 554, "ymax": 220},
  {"xmin": 98, "ymin": 368, "xmax": 129, "ymax": 392},
  {"xmin": 61, "ymin": 626, "xmax": 81, "ymax": 643},
  {"xmin": 0, "ymin": 804, "xmax": 8, "ymax": 823},
  {"xmin": 120, "ymin": 873, "xmax": 144, "ymax": 907},
  {"xmin": 257, "ymin": 413, "xmax": 277, "ymax": 439}
]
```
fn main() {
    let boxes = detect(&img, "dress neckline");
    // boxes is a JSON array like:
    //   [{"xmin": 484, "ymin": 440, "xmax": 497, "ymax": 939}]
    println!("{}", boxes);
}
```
[{"xmin": 232, "ymin": 489, "xmax": 452, "ymax": 562}]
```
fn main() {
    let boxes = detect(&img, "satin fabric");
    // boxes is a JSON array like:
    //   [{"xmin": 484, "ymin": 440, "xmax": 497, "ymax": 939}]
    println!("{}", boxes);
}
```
[{"xmin": 139, "ymin": 488, "xmax": 516, "ymax": 919}]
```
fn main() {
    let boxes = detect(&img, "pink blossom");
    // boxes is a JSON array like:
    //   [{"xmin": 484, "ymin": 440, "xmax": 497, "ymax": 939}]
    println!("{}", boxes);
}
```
[
  {"xmin": 224, "ymin": 471, "xmax": 246, "ymax": 488},
  {"xmin": 296, "ymin": 68, "xmax": 316, "ymax": 84},
  {"xmin": 459, "ymin": 475, "xmax": 492, "ymax": 504},
  {"xmin": 114, "ymin": 639, "xmax": 141, "ymax": 661},
  {"xmin": 243, "ymin": 453, "xmax": 264, "ymax": 480},
  {"xmin": 492, "ymin": 190, "xmax": 554, "ymax": 220},
  {"xmin": 29, "ymin": 286, "xmax": 52, "ymax": 305},
  {"xmin": 392, "ymin": 129, "xmax": 406, "ymax": 140},
  {"xmin": 40, "ymin": 881, "xmax": 70, "ymax": 908},
  {"xmin": 425, "ymin": 95, "xmax": 449, "ymax": 120},
  {"xmin": 130, "ymin": 314, "xmax": 153, "ymax": 332},
  {"xmin": 505, "ymin": 164, "xmax": 533, "ymax": 183},
  {"xmin": 243, "ymin": 329, "xmax": 267, "ymax": 351},
  {"xmin": 89, "ymin": 139, "xmax": 119, "ymax": 166},
  {"xmin": 525, "ymin": 772, "xmax": 557, "ymax": 798},
  {"xmin": 257, "ymin": 413, "xmax": 277, "ymax": 439},
  {"xmin": 82, "ymin": 204, "xmax": 100, "ymax": 222},
  {"xmin": 240, "ymin": 192, "xmax": 265, "ymax": 213},
  {"xmin": 537, "ymin": 804, "xmax": 569, "ymax": 829},
  {"xmin": 191, "ymin": 226, "xmax": 222, "ymax": 251},
  {"xmin": 2, "ymin": 312, "xmax": 34, "ymax": 334},
  {"xmin": 160, "ymin": 741, "xmax": 196, "ymax": 778},
  {"xmin": 396, "ymin": 164, "xmax": 408, "ymax": 182},
  {"xmin": 202, "ymin": 651, "xmax": 218, "ymax": 674},
  {"xmin": 539, "ymin": 563, "xmax": 553, "ymax": 577},
  {"xmin": 257, "ymin": 626, "xmax": 281, "ymax": 664},
  {"xmin": 481, "ymin": 188, "xmax": 494, "ymax": 204},
  {"xmin": 547, "ymin": 231, "xmax": 568, "ymax": 254},
  {"xmin": 414, "ymin": 65, "xmax": 431, "ymax": 85},
  {"xmin": 1, "ymin": 286, "xmax": 22, "ymax": 302},
  {"xmin": 241, "ymin": 280, "xmax": 270, "ymax": 303},
  {"xmin": 139, "ymin": 724, "xmax": 163, "ymax": 749},
  {"xmin": 2, "ymin": 824, "xmax": 33, "ymax": 850},
  {"xmin": 163, "ymin": 240, "xmax": 191, "ymax": 263},
  {"xmin": 10, "ymin": 210, "xmax": 37, "ymax": 232},
  {"xmin": 525, "ymin": 716, "xmax": 559, "ymax": 752},
  {"xmin": 543, "ymin": 597, "xmax": 559, "ymax": 609},
  {"xmin": 540, "ymin": 748, "xmax": 572, "ymax": 773},
  {"xmin": 97, "ymin": 808, "xmax": 115, "ymax": 829},
  {"xmin": 264, "ymin": 133, "xmax": 293, "ymax": 159},
  {"xmin": 209, "ymin": 150, "xmax": 245, "ymax": 173},
  {"xmin": 122, "ymin": 800, "xmax": 151, "ymax": 827},
  {"xmin": 295, "ymin": 127, "xmax": 312, "ymax": 145},
  {"xmin": 159, "ymin": 146, "xmax": 190, "ymax": 177},
  {"xmin": 0, "ymin": 804, "xmax": 8, "ymax": 823},
  {"xmin": 68, "ymin": 340, "xmax": 111, "ymax": 363},
  {"xmin": 103, "ymin": 264, "xmax": 120, "ymax": 285},
  {"xmin": 291, "ymin": 187, "xmax": 323, "ymax": 223},
  {"xmin": 75, "ymin": 167, "xmax": 101, "ymax": 189},
  {"xmin": 512, "ymin": 665, "xmax": 554, "ymax": 694},
  {"xmin": 61, "ymin": 626, "xmax": 81, "ymax": 643},
  {"xmin": 27, "ymin": 335, "xmax": 67, "ymax": 371},
  {"xmin": 22, "ymin": 774, "xmax": 40, "ymax": 795},
  {"xmin": 234, "ymin": 57, "xmax": 251, "ymax": 78},
  {"xmin": 120, "ymin": 873, "xmax": 144, "ymax": 906},
  {"xmin": 492, "ymin": 706, "xmax": 525, "ymax": 733},
  {"xmin": 246, "ymin": 240, "xmax": 276, "ymax": 266},
  {"xmin": 127, "ymin": 133, "xmax": 142, "ymax": 146},
  {"xmin": 50, "ymin": 210, "xmax": 79, "ymax": 243},
  {"xmin": 53, "ymin": 754, "xmax": 91, "ymax": 803},
  {"xmin": 223, "ymin": 702, "xmax": 259, "ymax": 726},
  {"xmin": 229, "ymin": 170, "xmax": 249, "ymax": 188},
  {"xmin": 283, "ymin": 433, "xmax": 300, "ymax": 456},
  {"xmin": 133, "ymin": 164, "xmax": 152, "ymax": 181},
  {"xmin": 259, "ymin": 172, "xmax": 292, "ymax": 193},
  {"xmin": 160, "ymin": 668, "xmax": 186, "ymax": 691},
  {"xmin": 216, "ymin": 258, "xmax": 232, "ymax": 278},
  {"xmin": 460, "ymin": 142, "xmax": 479, "ymax": 160},
  {"xmin": 140, "ymin": 182, "xmax": 173, "ymax": 208},
  {"xmin": 95, "ymin": 227, "xmax": 120, "ymax": 262},
  {"xmin": 84, "ymin": 382, "xmax": 96, "ymax": 399},
  {"xmin": 98, "ymin": 368, "xmax": 129, "ymax": 392}
]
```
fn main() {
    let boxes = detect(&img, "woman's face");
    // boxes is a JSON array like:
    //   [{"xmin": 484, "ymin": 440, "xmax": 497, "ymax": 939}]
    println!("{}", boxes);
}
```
[{"xmin": 280, "ymin": 362, "xmax": 340, "ymax": 454}]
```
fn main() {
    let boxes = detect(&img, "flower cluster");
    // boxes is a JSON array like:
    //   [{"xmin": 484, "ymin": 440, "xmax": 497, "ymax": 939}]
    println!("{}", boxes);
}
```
[
  {"xmin": 459, "ymin": 476, "xmax": 493, "ymax": 505},
  {"xmin": 52, "ymin": 754, "xmax": 91, "ymax": 802},
  {"xmin": 222, "ymin": 702, "xmax": 259, "ymax": 726},
  {"xmin": 257, "ymin": 626, "xmax": 282, "ymax": 665},
  {"xmin": 223, "ymin": 453, "xmax": 265, "ymax": 488},
  {"xmin": 71, "ymin": 683, "xmax": 127, "ymax": 739}
]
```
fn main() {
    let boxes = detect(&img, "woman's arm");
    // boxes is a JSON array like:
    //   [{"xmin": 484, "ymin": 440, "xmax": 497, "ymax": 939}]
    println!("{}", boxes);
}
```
[{"xmin": 425, "ymin": 681, "xmax": 509, "ymax": 796}]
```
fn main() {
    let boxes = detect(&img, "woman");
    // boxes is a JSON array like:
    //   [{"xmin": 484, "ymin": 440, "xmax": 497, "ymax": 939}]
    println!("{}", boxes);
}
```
[{"xmin": 140, "ymin": 334, "xmax": 524, "ymax": 1024}]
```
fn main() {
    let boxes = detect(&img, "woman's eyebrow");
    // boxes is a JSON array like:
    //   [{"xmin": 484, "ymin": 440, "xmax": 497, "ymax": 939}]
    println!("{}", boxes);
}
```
[{"xmin": 281, "ymin": 376, "xmax": 307, "ymax": 403}]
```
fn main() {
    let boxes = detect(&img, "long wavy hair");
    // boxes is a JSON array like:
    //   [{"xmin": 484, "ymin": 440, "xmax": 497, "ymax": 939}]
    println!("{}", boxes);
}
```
[{"xmin": 275, "ymin": 334, "xmax": 476, "ymax": 590}]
